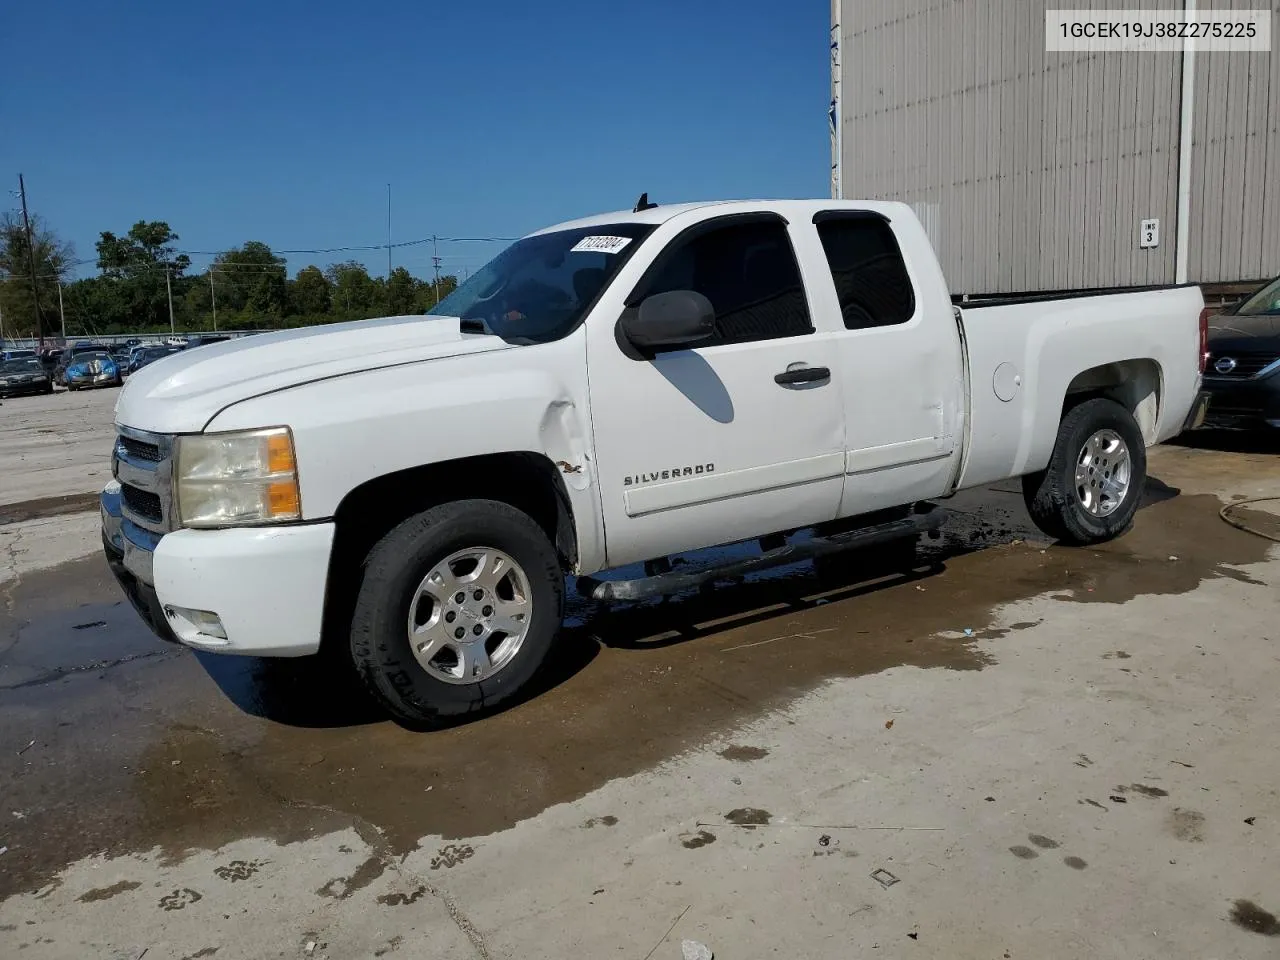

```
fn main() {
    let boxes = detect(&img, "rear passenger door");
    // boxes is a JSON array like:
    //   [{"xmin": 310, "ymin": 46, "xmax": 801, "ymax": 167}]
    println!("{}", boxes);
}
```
[
  {"xmin": 586, "ymin": 213, "xmax": 846, "ymax": 568},
  {"xmin": 810, "ymin": 211, "xmax": 964, "ymax": 515}
]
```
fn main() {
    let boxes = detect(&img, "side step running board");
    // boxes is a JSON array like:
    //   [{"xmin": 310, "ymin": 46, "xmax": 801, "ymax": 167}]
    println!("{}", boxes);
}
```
[{"xmin": 577, "ymin": 504, "xmax": 944, "ymax": 603}]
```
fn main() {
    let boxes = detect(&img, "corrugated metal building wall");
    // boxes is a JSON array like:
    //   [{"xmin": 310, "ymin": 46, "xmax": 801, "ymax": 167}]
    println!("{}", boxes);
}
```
[{"xmin": 835, "ymin": 0, "xmax": 1280, "ymax": 295}]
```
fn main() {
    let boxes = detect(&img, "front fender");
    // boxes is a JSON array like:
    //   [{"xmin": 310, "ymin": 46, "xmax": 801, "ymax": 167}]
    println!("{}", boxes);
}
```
[{"xmin": 204, "ymin": 334, "xmax": 606, "ymax": 571}]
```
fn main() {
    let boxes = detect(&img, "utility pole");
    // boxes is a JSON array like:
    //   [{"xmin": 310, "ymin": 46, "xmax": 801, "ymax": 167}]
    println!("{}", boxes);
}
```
[
  {"xmin": 165, "ymin": 265, "xmax": 175, "ymax": 334},
  {"xmin": 209, "ymin": 270, "xmax": 217, "ymax": 331},
  {"xmin": 17, "ymin": 174, "xmax": 48, "ymax": 348},
  {"xmin": 57, "ymin": 280, "xmax": 66, "ymax": 340},
  {"xmin": 431, "ymin": 235, "xmax": 442, "ymax": 306},
  {"xmin": 386, "ymin": 183, "xmax": 392, "ymax": 279}
]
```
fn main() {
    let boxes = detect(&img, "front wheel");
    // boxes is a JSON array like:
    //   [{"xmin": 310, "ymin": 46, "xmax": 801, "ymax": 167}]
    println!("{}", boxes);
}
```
[
  {"xmin": 350, "ymin": 499, "xmax": 564, "ymax": 726},
  {"xmin": 1022, "ymin": 397, "xmax": 1146, "ymax": 545}
]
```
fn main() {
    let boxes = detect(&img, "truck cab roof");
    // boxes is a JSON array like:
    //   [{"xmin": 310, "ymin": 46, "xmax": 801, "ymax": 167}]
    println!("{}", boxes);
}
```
[{"xmin": 530, "ymin": 199, "xmax": 910, "ymax": 237}]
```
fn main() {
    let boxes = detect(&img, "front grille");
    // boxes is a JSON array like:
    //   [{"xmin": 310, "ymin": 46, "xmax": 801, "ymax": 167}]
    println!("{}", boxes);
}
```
[
  {"xmin": 119, "ymin": 435, "xmax": 162, "ymax": 462},
  {"xmin": 121, "ymin": 484, "xmax": 163, "ymax": 523},
  {"xmin": 115, "ymin": 427, "xmax": 175, "ymax": 532},
  {"xmin": 1206, "ymin": 353, "xmax": 1278, "ymax": 379}
]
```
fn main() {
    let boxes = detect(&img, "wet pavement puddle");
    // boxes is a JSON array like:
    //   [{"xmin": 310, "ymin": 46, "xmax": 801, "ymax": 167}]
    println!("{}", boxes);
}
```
[{"xmin": 0, "ymin": 474, "xmax": 1274, "ymax": 898}]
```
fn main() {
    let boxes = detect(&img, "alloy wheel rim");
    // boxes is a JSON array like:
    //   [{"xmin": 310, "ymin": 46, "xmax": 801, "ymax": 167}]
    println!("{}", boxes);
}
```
[
  {"xmin": 405, "ymin": 547, "xmax": 532, "ymax": 684},
  {"xmin": 1074, "ymin": 429, "xmax": 1132, "ymax": 518}
]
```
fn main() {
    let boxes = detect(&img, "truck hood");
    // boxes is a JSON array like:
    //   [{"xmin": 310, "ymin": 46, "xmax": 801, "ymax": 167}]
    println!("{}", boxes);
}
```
[{"xmin": 115, "ymin": 314, "xmax": 515, "ymax": 434}]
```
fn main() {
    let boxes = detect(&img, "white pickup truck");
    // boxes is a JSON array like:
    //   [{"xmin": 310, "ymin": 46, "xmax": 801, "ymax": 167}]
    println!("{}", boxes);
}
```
[{"xmin": 102, "ymin": 199, "xmax": 1209, "ymax": 724}]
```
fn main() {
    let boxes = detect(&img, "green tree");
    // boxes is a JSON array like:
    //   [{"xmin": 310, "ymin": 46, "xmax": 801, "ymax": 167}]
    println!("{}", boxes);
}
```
[
  {"xmin": 96, "ymin": 222, "xmax": 190, "ymax": 276},
  {"xmin": 417, "ymin": 274, "xmax": 459, "ymax": 313},
  {"xmin": 211, "ymin": 242, "xmax": 288, "ymax": 318},
  {"xmin": 288, "ymin": 265, "xmax": 332, "ymax": 316},
  {"xmin": 0, "ymin": 213, "xmax": 74, "ymax": 338},
  {"xmin": 94, "ymin": 221, "xmax": 191, "ymax": 330},
  {"xmin": 62, "ymin": 276, "xmax": 131, "ymax": 336},
  {"xmin": 325, "ymin": 261, "xmax": 379, "ymax": 314},
  {"xmin": 386, "ymin": 266, "xmax": 422, "ymax": 314}
]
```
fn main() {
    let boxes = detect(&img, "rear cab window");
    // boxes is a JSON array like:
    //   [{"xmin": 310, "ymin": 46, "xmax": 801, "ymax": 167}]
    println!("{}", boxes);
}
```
[{"xmin": 813, "ymin": 213, "xmax": 916, "ymax": 330}]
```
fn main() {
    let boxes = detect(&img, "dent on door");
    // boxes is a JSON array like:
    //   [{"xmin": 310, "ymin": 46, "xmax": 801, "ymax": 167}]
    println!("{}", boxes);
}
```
[{"xmin": 538, "ymin": 398, "xmax": 592, "ymax": 492}]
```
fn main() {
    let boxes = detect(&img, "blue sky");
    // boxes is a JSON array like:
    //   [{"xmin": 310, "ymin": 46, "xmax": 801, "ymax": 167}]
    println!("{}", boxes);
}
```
[{"xmin": 1, "ymin": 1, "xmax": 830, "ymax": 280}]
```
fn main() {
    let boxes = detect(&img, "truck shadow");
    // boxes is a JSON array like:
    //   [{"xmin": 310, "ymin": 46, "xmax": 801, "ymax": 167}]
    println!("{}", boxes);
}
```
[
  {"xmin": 1172, "ymin": 429, "xmax": 1280, "ymax": 455},
  {"xmin": 559, "ymin": 474, "xmax": 1180, "ymax": 654},
  {"xmin": 200, "ymin": 476, "xmax": 1181, "ymax": 728},
  {"xmin": 194, "ymin": 649, "xmax": 387, "ymax": 728}
]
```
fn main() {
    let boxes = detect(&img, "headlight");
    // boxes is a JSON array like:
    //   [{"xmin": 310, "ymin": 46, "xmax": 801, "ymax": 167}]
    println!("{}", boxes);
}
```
[{"xmin": 176, "ymin": 427, "xmax": 301, "ymax": 528}]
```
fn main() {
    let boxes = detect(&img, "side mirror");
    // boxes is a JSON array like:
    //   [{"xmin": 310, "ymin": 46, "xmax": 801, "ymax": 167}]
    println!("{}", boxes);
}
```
[{"xmin": 621, "ymin": 290, "xmax": 715, "ymax": 349}]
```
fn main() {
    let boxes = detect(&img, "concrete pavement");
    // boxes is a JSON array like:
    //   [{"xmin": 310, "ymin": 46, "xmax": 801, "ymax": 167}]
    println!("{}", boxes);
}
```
[
  {"xmin": 0, "ymin": 387, "xmax": 117, "ymax": 509},
  {"xmin": 1, "ymin": 441, "xmax": 1278, "ymax": 959}
]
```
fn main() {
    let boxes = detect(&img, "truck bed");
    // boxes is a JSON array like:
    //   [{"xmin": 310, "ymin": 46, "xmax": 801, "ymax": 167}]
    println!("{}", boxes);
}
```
[{"xmin": 954, "ymin": 284, "xmax": 1204, "ymax": 491}]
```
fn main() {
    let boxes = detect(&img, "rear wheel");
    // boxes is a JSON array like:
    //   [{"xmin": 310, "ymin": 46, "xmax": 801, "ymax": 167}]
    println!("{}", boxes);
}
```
[
  {"xmin": 1022, "ymin": 397, "xmax": 1146, "ymax": 545},
  {"xmin": 350, "ymin": 499, "xmax": 564, "ymax": 726}
]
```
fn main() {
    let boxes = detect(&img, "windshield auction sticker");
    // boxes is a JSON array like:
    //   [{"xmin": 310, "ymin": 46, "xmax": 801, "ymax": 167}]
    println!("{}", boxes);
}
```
[
  {"xmin": 1047, "ymin": 9, "xmax": 1271, "ymax": 51},
  {"xmin": 570, "ymin": 236, "xmax": 634, "ymax": 254}
]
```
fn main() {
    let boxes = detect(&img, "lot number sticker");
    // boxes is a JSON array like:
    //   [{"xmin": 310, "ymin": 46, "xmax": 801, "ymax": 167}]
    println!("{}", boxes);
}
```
[{"xmin": 570, "ymin": 235, "xmax": 633, "ymax": 254}]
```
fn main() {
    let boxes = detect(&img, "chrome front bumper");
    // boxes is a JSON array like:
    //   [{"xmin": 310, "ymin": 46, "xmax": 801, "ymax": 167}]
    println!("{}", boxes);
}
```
[
  {"xmin": 101, "ymin": 480, "xmax": 162, "ymax": 586},
  {"xmin": 101, "ymin": 481, "xmax": 179, "ymax": 644},
  {"xmin": 103, "ymin": 425, "xmax": 180, "ymax": 644}
]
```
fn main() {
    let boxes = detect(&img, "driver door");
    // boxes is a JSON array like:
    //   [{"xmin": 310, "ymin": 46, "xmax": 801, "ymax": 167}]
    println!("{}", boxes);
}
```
[{"xmin": 585, "ymin": 213, "xmax": 846, "ymax": 568}]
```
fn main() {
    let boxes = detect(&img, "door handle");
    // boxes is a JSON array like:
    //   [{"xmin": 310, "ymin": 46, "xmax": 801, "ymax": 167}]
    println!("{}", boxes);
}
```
[{"xmin": 774, "ymin": 365, "xmax": 831, "ymax": 386}]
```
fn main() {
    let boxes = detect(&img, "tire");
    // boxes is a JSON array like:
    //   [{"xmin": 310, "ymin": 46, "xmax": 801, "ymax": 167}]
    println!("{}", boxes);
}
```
[
  {"xmin": 814, "ymin": 534, "xmax": 918, "ymax": 587},
  {"xmin": 350, "ymin": 499, "xmax": 564, "ymax": 726},
  {"xmin": 1022, "ymin": 397, "xmax": 1146, "ymax": 545}
]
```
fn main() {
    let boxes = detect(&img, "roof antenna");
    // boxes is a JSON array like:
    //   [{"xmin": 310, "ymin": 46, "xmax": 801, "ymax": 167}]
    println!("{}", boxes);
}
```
[{"xmin": 633, "ymin": 192, "xmax": 657, "ymax": 212}]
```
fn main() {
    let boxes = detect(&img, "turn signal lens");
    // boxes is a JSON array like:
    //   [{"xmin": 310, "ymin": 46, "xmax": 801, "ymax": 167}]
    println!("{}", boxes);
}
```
[
  {"xmin": 266, "ymin": 479, "xmax": 301, "ymax": 518},
  {"xmin": 267, "ymin": 432, "xmax": 296, "ymax": 474}
]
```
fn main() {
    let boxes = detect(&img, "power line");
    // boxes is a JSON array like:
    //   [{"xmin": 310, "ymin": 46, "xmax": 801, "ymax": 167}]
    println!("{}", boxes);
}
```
[{"xmin": 176, "ymin": 235, "xmax": 516, "ymax": 256}]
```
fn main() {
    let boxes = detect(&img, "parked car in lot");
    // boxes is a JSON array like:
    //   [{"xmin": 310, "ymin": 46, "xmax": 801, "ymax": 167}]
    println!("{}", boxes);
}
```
[
  {"xmin": 1201, "ymin": 274, "xmax": 1280, "ymax": 430},
  {"xmin": 128, "ymin": 344, "xmax": 183, "ymax": 374},
  {"xmin": 101, "ymin": 199, "xmax": 1207, "ymax": 725},
  {"xmin": 0, "ymin": 356, "xmax": 54, "ymax": 397},
  {"xmin": 55, "ymin": 342, "xmax": 109, "ymax": 386},
  {"xmin": 1, "ymin": 348, "xmax": 38, "ymax": 362},
  {"xmin": 37, "ymin": 350, "xmax": 61, "ymax": 381},
  {"xmin": 65, "ymin": 351, "xmax": 122, "ymax": 390}
]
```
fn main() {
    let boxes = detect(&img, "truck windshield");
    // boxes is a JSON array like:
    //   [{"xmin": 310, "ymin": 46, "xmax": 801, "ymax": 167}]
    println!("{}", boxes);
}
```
[{"xmin": 430, "ymin": 223, "xmax": 655, "ymax": 344}]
